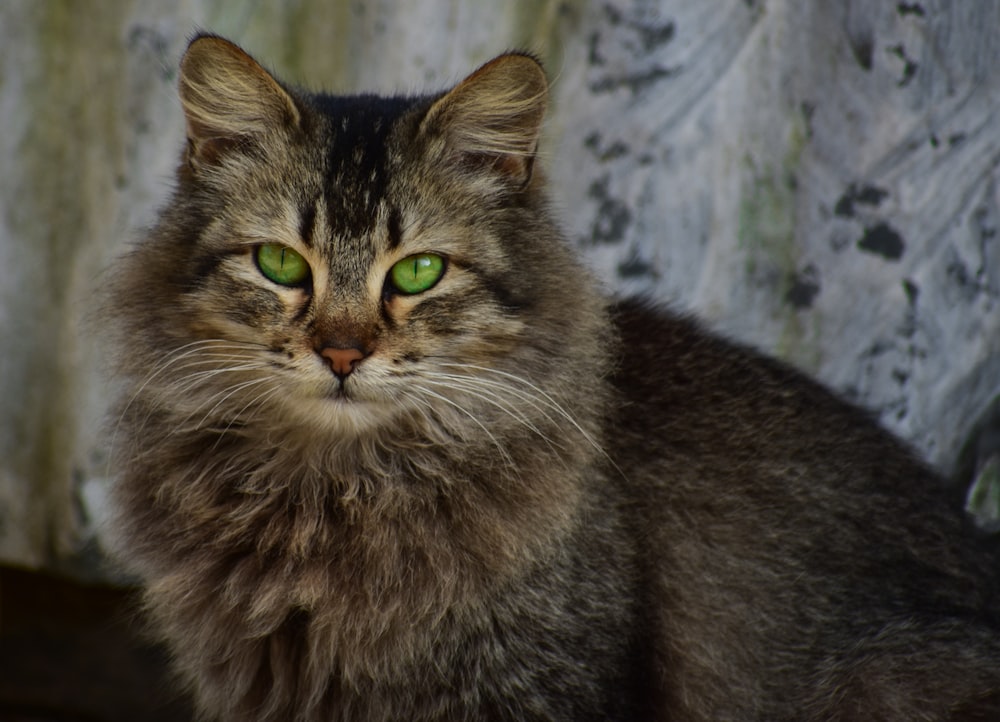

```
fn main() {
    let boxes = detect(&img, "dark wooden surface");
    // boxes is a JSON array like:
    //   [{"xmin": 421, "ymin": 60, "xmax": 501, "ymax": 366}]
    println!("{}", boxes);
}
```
[{"xmin": 0, "ymin": 566, "xmax": 191, "ymax": 722}]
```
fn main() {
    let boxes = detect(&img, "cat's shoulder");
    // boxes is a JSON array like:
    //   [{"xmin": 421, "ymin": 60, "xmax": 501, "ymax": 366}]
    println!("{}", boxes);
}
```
[
  {"xmin": 607, "ymin": 296, "xmax": 895, "ymax": 456},
  {"xmin": 608, "ymin": 296, "xmax": 836, "ymax": 406}
]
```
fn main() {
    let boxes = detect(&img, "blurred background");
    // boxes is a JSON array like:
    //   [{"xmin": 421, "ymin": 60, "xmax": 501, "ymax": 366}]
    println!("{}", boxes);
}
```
[{"xmin": 2, "ymin": 1, "xmax": 999, "ymax": 719}]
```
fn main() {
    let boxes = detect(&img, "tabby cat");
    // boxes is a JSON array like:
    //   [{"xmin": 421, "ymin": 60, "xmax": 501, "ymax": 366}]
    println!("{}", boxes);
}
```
[{"xmin": 106, "ymin": 34, "xmax": 1000, "ymax": 721}]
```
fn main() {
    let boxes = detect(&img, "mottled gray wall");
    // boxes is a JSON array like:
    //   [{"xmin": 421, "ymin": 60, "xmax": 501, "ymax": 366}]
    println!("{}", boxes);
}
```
[{"xmin": 2, "ymin": 0, "xmax": 998, "ymax": 579}]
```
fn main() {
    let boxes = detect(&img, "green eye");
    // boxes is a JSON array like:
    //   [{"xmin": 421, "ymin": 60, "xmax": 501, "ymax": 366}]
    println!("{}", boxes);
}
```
[
  {"xmin": 389, "ymin": 253, "xmax": 445, "ymax": 295},
  {"xmin": 256, "ymin": 244, "xmax": 310, "ymax": 286}
]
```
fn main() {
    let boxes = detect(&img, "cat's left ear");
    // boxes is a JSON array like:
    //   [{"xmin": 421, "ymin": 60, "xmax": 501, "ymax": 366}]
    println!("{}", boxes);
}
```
[
  {"xmin": 178, "ymin": 34, "xmax": 301, "ymax": 170},
  {"xmin": 419, "ymin": 52, "xmax": 548, "ymax": 188}
]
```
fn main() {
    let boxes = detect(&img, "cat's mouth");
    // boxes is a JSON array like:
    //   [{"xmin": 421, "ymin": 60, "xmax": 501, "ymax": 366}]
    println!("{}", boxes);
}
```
[
  {"xmin": 323, "ymin": 377, "xmax": 377, "ymax": 407},
  {"xmin": 327, "ymin": 382, "xmax": 354, "ymax": 403},
  {"xmin": 295, "ymin": 380, "xmax": 400, "ymax": 436}
]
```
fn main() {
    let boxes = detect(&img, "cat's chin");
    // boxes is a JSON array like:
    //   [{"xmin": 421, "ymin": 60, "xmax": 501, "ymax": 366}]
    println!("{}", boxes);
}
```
[{"xmin": 286, "ymin": 395, "xmax": 399, "ymax": 437}]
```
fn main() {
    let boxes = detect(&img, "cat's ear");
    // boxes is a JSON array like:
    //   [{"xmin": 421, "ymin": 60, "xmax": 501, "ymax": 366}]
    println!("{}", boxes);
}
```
[
  {"xmin": 178, "ymin": 34, "xmax": 300, "ymax": 169},
  {"xmin": 419, "ymin": 53, "xmax": 548, "ymax": 188}
]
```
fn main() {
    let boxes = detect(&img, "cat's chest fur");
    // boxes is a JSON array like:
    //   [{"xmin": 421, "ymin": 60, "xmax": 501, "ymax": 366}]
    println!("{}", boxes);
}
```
[{"xmin": 107, "ymin": 34, "xmax": 1000, "ymax": 722}]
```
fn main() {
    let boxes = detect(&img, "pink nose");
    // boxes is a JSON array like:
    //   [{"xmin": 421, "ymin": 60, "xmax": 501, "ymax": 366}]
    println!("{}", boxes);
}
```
[{"xmin": 320, "ymin": 346, "xmax": 366, "ymax": 378}]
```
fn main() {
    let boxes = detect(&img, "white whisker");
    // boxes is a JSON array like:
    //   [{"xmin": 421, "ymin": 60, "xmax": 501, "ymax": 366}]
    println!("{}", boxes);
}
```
[
  {"xmin": 170, "ymin": 362, "xmax": 276, "ymax": 395},
  {"xmin": 110, "ymin": 339, "xmax": 278, "ymax": 468},
  {"xmin": 409, "ymin": 384, "xmax": 516, "ymax": 470},
  {"xmin": 436, "ymin": 361, "xmax": 626, "ymax": 479},
  {"xmin": 422, "ymin": 372, "xmax": 563, "ymax": 429},
  {"xmin": 186, "ymin": 377, "xmax": 277, "ymax": 431},
  {"xmin": 212, "ymin": 381, "xmax": 284, "ymax": 446},
  {"xmin": 420, "ymin": 374, "xmax": 557, "ymax": 447}
]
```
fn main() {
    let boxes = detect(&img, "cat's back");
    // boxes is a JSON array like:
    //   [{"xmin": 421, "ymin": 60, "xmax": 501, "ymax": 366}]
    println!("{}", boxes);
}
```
[
  {"xmin": 609, "ymin": 296, "xmax": 965, "ymax": 514},
  {"xmin": 606, "ymin": 297, "xmax": 1000, "ymax": 720},
  {"xmin": 612, "ymin": 297, "xmax": 904, "ymax": 457}
]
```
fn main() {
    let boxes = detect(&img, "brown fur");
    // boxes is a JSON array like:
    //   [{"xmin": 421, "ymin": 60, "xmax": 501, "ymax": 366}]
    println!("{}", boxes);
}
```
[{"xmin": 105, "ymin": 35, "xmax": 1000, "ymax": 721}]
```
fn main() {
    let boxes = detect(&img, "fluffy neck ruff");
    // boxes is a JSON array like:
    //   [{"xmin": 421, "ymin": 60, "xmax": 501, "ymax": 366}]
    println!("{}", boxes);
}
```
[{"xmin": 111, "ymin": 391, "xmax": 603, "ymax": 714}]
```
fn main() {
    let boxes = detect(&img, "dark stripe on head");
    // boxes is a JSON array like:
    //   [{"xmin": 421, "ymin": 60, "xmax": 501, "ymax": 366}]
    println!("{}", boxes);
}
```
[
  {"xmin": 181, "ymin": 249, "xmax": 238, "ymax": 293},
  {"xmin": 299, "ymin": 201, "xmax": 318, "ymax": 248},
  {"xmin": 291, "ymin": 295, "xmax": 313, "ymax": 324},
  {"xmin": 465, "ymin": 266, "xmax": 527, "ymax": 313},
  {"xmin": 386, "ymin": 206, "xmax": 402, "ymax": 250},
  {"xmin": 378, "ymin": 297, "xmax": 398, "ymax": 329},
  {"xmin": 312, "ymin": 94, "xmax": 416, "ymax": 236}
]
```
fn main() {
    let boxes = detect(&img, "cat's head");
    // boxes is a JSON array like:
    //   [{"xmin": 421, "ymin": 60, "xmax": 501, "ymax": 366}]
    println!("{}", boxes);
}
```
[{"xmin": 110, "ymin": 35, "xmax": 609, "ymax": 451}]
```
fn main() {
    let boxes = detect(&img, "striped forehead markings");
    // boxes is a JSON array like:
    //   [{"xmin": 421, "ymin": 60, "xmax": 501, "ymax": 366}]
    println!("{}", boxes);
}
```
[
  {"xmin": 313, "ymin": 93, "xmax": 419, "ymax": 235},
  {"xmin": 299, "ymin": 201, "xmax": 318, "ymax": 248},
  {"xmin": 386, "ymin": 206, "xmax": 402, "ymax": 250}
]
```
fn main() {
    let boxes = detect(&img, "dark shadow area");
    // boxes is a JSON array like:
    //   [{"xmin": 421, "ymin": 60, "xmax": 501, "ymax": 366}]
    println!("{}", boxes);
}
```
[{"xmin": 0, "ymin": 565, "xmax": 192, "ymax": 722}]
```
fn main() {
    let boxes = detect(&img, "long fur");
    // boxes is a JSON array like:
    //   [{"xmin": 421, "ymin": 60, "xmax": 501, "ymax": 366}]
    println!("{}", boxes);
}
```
[{"xmin": 105, "ymin": 35, "xmax": 1000, "ymax": 721}]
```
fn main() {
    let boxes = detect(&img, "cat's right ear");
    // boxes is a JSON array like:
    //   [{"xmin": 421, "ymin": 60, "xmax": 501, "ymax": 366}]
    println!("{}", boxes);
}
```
[
  {"xmin": 178, "ymin": 34, "xmax": 300, "ymax": 170},
  {"xmin": 418, "ymin": 53, "xmax": 548, "ymax": 190}
]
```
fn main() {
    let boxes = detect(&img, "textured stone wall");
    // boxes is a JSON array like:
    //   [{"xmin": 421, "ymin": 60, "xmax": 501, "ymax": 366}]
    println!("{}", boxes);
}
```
[{"xmin": 2, "ymin": 0, "xmax": 997, "ymax": 580}]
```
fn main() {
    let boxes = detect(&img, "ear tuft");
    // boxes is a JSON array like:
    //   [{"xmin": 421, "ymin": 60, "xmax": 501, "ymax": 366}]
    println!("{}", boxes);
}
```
[
  {"xmin": 179, "ymin": 34, "xmax": 300, "ymax": 168},
  {"xmin": 420, "ymin": 53, "xmax": 549, "ymax": 187}
]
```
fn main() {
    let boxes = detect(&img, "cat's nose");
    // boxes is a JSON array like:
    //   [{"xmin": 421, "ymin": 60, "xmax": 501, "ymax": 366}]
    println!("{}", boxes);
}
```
[{"xmin": 320, "ymin": 346, "xmax": 366, "ymax": 379}]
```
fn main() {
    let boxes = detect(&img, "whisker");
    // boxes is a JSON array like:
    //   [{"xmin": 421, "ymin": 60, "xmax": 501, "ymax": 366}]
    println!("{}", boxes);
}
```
[
  {"xmin": 112, "ymin": 339, "xmax": 277, "ymax": 464},
  {"xmin": 117, "ymin": 340, "xmax": 271, "ymax": 421},
  {"xmin": 436, "ymin": 362, "xmax": 626, "ymax": 479},
  {"xmin": 108, "ymin": 341, "xmax": 251, "ymax": 470},
  {"xmin": 170, "ymin": 362, "xmax": 276, "ymax": 394},
  {"xmin": 409, "ymin": 384, "xmax": 516, "ymax": 470},
  {"xmin": 421, "ymin": 372, "xmax": 563, "ymax": 429},
  {"xmin": 438, "ymin": 362, "xmax": 598, "ymax": 441},
  {"xmin": 212, "ymin": 381, "xmax": 284, "ymax": 447},
  {"xmin": 420, "ymin": 375, "xmax": 557, "ymax": 447},
  {"xmin": 187, "ymin": 377, "xmax": 277, "ymax": 431},
  {"xmin": 120, "ymin": 356, "xmax": 274, "ymax": 448}
]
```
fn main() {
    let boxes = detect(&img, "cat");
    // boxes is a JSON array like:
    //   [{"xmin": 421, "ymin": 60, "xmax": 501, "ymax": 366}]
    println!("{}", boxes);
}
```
[{"xmin": 105, "ymin": 33, "xmax": 1000, "ymax": 721}]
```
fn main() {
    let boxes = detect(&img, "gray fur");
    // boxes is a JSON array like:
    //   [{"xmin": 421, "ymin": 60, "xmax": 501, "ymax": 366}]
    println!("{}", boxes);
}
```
[{"xmin": 105, "ymin": 34, "xmax": 1000, "ymax": 721}]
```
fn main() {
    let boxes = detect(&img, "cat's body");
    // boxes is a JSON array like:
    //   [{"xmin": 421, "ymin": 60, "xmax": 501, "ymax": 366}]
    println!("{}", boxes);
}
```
[{"xmin": 107, "ymin": 35, "xmax": 1000, "ymax": 721}]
